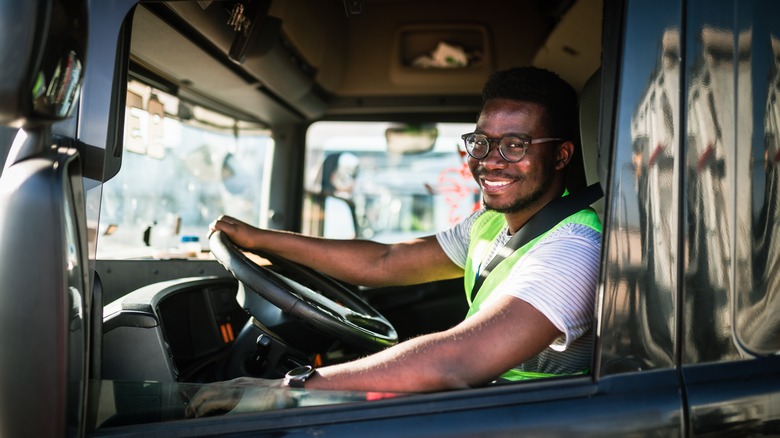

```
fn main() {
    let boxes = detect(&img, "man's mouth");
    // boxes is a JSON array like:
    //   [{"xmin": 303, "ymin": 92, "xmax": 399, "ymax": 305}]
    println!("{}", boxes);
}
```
[{"xmin": 480, "ymin": 177, "xmax": 516, "ymax": 193}]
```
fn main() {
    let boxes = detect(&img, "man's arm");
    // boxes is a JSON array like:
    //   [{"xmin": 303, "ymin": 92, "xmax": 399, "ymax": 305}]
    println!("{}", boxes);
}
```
[
  {"xmin": 305, "ymin": 295, "xmax": 561, "ymax": 392},
  {"xmin": 210, "ymin": 215, "xmax": 463, "ymax": 287},
  {"xmin": 185, "ymin": 294, "xmax": 561, "ymax": 417}
]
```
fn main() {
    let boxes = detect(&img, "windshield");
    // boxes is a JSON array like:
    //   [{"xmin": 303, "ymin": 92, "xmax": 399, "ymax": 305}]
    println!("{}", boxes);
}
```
[
  {"xmin": 303, "ymin": 121, "xmax": 480, "ymax": 242},
  {"xmin": 97, "ymin": 80, "xmax": 272, "ymax": 259}
]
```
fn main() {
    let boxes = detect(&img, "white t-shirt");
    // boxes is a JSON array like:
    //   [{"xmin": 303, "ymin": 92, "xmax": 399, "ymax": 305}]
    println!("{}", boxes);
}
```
[{"xmin": 435, "ymin": 209, "xmax": 602, "ymax": 375}]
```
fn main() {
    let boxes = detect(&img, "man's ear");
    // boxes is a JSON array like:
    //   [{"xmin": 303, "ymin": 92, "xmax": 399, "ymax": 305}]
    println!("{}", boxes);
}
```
[{"xmin": 555, "ymin": 141, "xmax": 575, "ymax": 170}]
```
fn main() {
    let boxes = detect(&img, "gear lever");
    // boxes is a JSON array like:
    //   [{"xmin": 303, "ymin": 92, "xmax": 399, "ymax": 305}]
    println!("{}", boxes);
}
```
[{"xmin": 245, "ymin": 334, "xmax": 271, "ymax": 375}]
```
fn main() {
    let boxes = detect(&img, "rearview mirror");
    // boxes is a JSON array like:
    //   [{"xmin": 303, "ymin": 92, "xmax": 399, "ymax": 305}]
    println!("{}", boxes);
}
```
[{"xmin": 385, "ymin": 124, "xmax": 438, "ymax": 154}]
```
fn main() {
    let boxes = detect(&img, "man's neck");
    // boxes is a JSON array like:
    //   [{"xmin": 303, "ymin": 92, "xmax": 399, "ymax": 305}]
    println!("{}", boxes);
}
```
[{"xmin": 504, "ymin": 185, "xmax": 566, "ymax": 234}]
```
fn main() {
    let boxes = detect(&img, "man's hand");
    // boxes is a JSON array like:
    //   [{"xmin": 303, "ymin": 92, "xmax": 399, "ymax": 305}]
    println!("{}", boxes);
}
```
[
  {"xmin": 184, "ymin": 377, "xmax": 294, "ymax": 418},
  {"xmin": 209, "ymin": 215, "xmax": 263, "ymax": 249}
]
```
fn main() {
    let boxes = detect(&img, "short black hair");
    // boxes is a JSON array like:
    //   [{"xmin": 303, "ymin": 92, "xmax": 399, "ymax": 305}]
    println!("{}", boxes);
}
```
[{"xmin": 481, "ymin": 66, "xmax": 577, "ymax": 141}]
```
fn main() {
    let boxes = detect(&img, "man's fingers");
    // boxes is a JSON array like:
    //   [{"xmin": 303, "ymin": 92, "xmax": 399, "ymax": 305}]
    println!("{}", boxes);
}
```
[
  {"xmin": 193, "ymin": 396, "xmax": 236, "ymax": 418},
  {"xmin": 185, "ymin": 385, "xmax": 242, "ymax": 418},
  {"xmin": 184, "ymin": 386, "xmax": 217, "ymax": 418},
  {"xmin": 209, "ymin": 216, "xmax": 242, "ymax": 239},
  {"xmin": 211, "ymin": 216, "xmax": 234, "ymax": 230}
]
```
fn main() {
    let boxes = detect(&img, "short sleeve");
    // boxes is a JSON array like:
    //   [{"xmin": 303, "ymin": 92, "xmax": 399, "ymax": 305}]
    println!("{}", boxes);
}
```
[{"xmin": 435, "ymin": 209, "xmax": 485, "ymax": 269}]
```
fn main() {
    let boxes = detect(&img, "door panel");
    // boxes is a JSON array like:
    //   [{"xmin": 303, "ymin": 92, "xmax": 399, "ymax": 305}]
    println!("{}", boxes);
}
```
[
  {"xmin": 683, "ymin": 0, "xmax": 780, "ymax": 434},
  {"xmin": 89, "ymin": 372, "xmax": 683, "ymax": 437}
]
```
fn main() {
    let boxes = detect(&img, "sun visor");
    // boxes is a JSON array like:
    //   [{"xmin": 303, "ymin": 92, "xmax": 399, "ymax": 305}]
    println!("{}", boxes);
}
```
[{"xmin": 164, "ymin": 1, "xmax": 325, "ymax": 120}]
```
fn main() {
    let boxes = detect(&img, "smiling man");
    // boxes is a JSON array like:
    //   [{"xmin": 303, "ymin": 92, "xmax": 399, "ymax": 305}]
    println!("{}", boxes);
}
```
[{"xmin": 191, "ymin": 67, "xmax": 602, "ymax": 416}]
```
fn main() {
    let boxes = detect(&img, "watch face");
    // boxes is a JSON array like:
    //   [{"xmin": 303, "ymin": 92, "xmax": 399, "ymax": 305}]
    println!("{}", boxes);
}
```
[
  {"xmin": 288, "ymin": 366, "xmax": 313, "ymax": 378},
  {"xmin": 285, "ymin": 365, "xmax": 314, "ymax": 388}
]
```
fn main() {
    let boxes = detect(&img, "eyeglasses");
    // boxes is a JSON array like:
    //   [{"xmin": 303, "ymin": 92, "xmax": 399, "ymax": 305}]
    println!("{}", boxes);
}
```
[{"xmin": 461, "ymin": 132, "xmax": 564, "ymax": 163}]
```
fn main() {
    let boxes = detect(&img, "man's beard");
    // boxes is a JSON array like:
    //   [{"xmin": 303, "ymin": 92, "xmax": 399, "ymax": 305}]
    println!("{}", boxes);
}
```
[{"xmin": 481, "ymin": 168, "xmax": 555, "ymax": 214}]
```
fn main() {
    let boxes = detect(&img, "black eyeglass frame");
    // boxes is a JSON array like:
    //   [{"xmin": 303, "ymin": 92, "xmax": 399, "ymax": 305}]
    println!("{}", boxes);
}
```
[{"xmin": 460, "ymin": 132, "xmax": 564, "ymax": 163}]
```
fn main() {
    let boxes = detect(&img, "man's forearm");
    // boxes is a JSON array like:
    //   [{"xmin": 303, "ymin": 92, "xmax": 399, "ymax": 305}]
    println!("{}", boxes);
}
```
[
  {"xmin": 249, "ymin": 229, "xmax": 397, "ymax": 286},
  {"xmin": 300, "ymin": 296, "xmax": 562, "ymax": 393},
  {"xmin": 304, "ymin": 330, "xmax": 476, "ymax": 393},
  {"xmin": 243, "ymin": 228, "xmax": 462, "ymax": 287}
]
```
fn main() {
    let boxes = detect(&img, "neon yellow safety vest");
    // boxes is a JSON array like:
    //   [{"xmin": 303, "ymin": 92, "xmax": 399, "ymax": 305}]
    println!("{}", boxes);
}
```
[{"xmin": 463, "ymin": 205, "xmax": 602, "ymax": 381}]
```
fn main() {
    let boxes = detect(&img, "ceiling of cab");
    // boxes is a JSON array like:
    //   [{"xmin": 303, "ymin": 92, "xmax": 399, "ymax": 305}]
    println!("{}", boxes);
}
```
[{"xmin": 130, "ymin": 0, "xmax": 601, "ymax": 123}]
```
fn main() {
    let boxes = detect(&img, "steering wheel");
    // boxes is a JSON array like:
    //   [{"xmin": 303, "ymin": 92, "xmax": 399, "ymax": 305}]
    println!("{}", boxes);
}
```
[{"xmin": 209, "ymin": 231, "xmax": 398, "ymax": 353}]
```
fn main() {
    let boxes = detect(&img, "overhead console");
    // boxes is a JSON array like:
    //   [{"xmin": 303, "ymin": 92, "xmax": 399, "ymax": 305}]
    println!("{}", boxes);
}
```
[
  {"xmin": 131, "ymin": 0, "xmax": 601, "ymax": 120},
  {"xmin": 133, "ymin": 1, "xmax": 330, "ymax": 122},
  {"xmin": 389, "ymin": 23, "xmax": 492, "ymax": 90}
]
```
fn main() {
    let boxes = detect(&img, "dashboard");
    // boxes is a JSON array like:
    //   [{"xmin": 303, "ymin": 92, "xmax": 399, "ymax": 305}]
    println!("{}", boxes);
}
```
[{"xmin": 102, "ymin": 277, "xmax": 248, "ymax": 383}]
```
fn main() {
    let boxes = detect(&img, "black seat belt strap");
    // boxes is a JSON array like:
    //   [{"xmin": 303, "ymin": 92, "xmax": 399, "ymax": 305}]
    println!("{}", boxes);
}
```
[{"xmin": 470, "ymin": 183, "xmax": 603, "ymax": 302}]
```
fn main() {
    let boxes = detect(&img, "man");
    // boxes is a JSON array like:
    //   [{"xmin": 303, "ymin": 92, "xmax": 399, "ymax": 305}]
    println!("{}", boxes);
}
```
[{"xmin": 188, "ymin": 66, "xmax": 601, "ymax": 416}]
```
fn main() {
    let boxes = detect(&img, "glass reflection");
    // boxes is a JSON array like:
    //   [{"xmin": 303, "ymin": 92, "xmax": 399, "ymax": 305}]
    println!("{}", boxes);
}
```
[
  {"xmin": 684, "ymin": 2, "xmax": 780, "ymax": 359},
  {"xmin": 628, "ymin": 29, "xmax": 680, "ymax": 367},
  {"xmin": 600, "ymin": 0, "xmax": 681, "ymax": 373},
  {"xmin": 32, "ymin": 51, "xmax": 83, "ymax": 119},
  {"xmin": 683, "ymin": 25, "xmax": 737, "ymax": 363},
  {"xmin": 91, "ymin": 379, "xmax": 394, "ymax": 428},
  {"xmin": 735, "ymin": 31, "xmax": 780, "ymax": 355}
]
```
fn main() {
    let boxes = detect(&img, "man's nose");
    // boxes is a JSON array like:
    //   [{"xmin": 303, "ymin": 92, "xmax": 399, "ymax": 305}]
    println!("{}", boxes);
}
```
[{"xmin": 480, "ymin": 143, "xmax": 508, "ymax": 169}]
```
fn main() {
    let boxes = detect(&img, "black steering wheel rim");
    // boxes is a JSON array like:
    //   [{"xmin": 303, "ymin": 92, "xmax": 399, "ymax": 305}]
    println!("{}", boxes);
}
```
[{"xmin": 209, "ymin": 230, "xmax": 398, "ymax": 352}]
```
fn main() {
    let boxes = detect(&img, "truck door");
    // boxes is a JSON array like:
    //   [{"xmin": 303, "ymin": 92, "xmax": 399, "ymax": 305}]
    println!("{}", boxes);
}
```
[{"xmin": 681, "ymin": 0, "xmax": 780, "ymax": 434}]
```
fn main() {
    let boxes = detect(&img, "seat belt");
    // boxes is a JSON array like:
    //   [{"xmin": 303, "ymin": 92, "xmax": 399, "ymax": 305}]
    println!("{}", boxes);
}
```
[{"xmin": 470, "ymin": 182, "xmax": 603, "ymax": 302}]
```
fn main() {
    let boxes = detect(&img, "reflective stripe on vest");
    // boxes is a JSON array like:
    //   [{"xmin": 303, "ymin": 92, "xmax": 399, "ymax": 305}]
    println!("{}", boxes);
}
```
[{"xmin": 499, "ymin": 368, "xmax": 590, "ymax": 381}]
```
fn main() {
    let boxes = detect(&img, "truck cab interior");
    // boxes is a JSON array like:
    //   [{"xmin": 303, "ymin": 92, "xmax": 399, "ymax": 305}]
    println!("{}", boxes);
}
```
[
  {"xmin": 0, "ymin": 0, "xmax": 606, "ymax": 431},
  {"xmin": 4, "ymin": 0, "xmax": 780, "ymax": 436}
]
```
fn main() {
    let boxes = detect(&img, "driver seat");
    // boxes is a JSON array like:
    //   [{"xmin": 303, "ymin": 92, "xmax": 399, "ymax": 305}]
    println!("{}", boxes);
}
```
[{"xmin": 579, "ymin": 68, "xmax": 606, "ymax": 218}]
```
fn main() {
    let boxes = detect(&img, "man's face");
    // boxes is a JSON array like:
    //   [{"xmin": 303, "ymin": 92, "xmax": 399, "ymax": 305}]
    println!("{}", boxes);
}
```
[{"xmin": 468, "ymin": 98, "xmax": 559, "ymax": 214}]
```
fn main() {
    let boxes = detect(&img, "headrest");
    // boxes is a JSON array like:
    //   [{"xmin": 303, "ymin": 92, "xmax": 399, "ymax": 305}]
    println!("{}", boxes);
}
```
[{"xmin": 579, "ymin": 68, "xmax": 604, "ymax": 185}]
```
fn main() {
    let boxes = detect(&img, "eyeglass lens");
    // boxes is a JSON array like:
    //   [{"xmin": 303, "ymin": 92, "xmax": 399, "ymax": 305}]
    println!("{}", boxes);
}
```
[{"xmin": 464, "ymin": 134, "xmax": 528, "ymax": 162}]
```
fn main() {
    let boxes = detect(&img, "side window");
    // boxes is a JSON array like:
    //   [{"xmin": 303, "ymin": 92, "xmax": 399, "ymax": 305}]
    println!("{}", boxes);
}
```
[
  {"xmin": 302, "ymin": 122, "xmax": 479, "ymax": 242},
  {"xmin": 97, "ymin": 80, "xmax": 272, "ymax": 259},
  {"xmin": 600, "ymin": 0, "xmax": 682, "ymax": 373}
]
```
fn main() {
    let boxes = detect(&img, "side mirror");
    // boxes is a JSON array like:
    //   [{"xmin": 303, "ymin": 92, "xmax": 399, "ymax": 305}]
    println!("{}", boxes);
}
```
[{"xmin": 0, "ymin": 0, "xmax": 88, "ymax": 126}]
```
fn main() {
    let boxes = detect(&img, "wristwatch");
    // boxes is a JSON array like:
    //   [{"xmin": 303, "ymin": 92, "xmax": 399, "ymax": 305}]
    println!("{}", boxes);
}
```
[{"xmin": 284, "ymin": 365, "xmax": 315, "ymax": 388}]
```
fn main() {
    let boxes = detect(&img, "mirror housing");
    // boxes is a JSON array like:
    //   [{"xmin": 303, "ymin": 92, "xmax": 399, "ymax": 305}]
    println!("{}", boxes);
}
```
[{"xmin": 0, "ymin": 0, "xmax": 88, "ymax": 126}]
